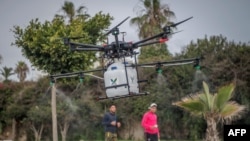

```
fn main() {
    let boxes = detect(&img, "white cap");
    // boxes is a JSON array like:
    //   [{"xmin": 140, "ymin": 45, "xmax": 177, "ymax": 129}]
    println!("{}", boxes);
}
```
[{"xmin": 148, "ymin": 103, "xmax": 157, "ymax": 109}]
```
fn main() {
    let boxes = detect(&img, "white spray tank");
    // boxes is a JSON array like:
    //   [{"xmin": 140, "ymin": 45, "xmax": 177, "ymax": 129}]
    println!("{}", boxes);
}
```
[{"xmin": 104, "ymin": 59, "xmax": 139, "ymax": 98}]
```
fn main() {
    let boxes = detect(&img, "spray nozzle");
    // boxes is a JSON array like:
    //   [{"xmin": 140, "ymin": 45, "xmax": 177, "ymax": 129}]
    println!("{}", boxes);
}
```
[
  {"xmin": 193, "ymin": 58, "xmax": 200, "ymax": 70},
  {"xmin": 156, "ymin": 68, "xmax": 162, "ymax": 74},
  {"xmin": 195, "ymin": 65, "xmax": 201, "ymax": 70},
  {"xmin": 79, "ymin": 73, "xmax": 84, "ymax": 83},
  {"xmin": 156, "ymin": 64, "xmax": 163, "ymax": 74},
  {"xmin": 50, "ymin": 76, "xmax": 55, "ymax": 86}
]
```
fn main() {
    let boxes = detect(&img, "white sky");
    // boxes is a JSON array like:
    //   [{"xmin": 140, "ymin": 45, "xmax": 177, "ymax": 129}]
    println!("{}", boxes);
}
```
[{"xmin": 1, "ymin": 0, "xmax": 250, "ymax": 81}]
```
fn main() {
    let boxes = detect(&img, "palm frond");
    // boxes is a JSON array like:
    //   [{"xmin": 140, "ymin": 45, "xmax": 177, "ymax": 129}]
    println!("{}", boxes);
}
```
[
  {"xmin": 173, "ymin": 95, "xmax": 205, "ymax": 116},
  {"xmin": 215, "ymin": 83, "xmax": 235, "ymax": 110},
  {"xmin": 202, "ymin": 81, "xmax": 212, "ymax": 110},
  {"xmin": 220, "ymin": 101, "xmax": 247, "ymax": 121}
]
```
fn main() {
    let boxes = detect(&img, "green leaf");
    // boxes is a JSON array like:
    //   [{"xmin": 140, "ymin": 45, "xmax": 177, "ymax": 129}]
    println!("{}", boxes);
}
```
[
  {"xmin": 202, "ymin": 81, "xmax": 212, "ymax": 110},
  {"xmin": 215, "ymin": 83, "xmax": 235, "ymax": 110},
  {"xmin": 173, "ymin": 99, "xmax": 204, "ymax": 116},
  {"xmin": 220, "ymin": 102, "xmax": 245, "ymax": 119}
]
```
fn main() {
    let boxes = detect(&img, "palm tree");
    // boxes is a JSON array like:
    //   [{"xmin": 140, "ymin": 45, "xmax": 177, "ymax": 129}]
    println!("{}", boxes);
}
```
[
  {"xmin": 0, "ymin": 66, "xmax": 15, "ymax": 82},
  {"xmin": 56, "ymin": 1, "xmax": 89, "ymax": 23},
  {"xmin": 130, "ymin": 0, "xmax": 175, "ymax": 62},
  {"xmin": 15, "ymin": 61, "xmax": 29, "ymax": 83},
  {"xmin": 173, "ymin": 81, "xmax": 246, "ymax": 141},
  {"xmin": 130, "ymin": 0, "xmax": 175, "ymax": 39}
]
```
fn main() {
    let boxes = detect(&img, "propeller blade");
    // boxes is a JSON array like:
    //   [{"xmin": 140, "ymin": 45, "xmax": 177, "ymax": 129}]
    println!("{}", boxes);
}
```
[
  {"xmin": 104, "ymin": 16, "xmax": 130, "ymax": 36},
  {"xmin": 172, "ymin": 30, "xmax": 183, "ymax": 35},
  {"xmin": 163, "ymin": 16, "xmax": 193, "ymax": 31},
  {"xmin": 170, "ymin": 16, "xmax": 193, "ymax": 27}
]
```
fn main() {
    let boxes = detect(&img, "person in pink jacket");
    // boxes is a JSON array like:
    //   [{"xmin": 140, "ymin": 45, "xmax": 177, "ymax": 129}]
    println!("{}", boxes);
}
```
[{"xmin": 141, "ymin": 103, "xmax": 160, "ymax": 141}]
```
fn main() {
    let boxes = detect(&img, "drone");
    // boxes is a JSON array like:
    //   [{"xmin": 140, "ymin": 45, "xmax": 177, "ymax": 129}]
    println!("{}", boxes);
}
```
[{"xmin": 50, "ymin": 16, "xmax": 200, "ymax": 100}]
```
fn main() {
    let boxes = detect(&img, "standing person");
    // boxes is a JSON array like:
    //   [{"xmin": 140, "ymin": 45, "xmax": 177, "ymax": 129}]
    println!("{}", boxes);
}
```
[
  {"xmin": 102, "ymin": 104, "xmax": 121, "ymax": 141},
  {"xmin": 141, "ymin": 103, "xmax": 160, "ymax": 141}
]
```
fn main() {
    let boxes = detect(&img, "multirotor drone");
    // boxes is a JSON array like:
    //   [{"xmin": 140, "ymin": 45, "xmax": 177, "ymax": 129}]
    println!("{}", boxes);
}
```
[{"xmin": 50, "ymin": 16, "xmax": 200, "ymax": 100}]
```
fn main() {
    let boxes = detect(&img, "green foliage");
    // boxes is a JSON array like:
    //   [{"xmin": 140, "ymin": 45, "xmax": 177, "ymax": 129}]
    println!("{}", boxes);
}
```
[
  {"xmin": 138, "ymin": 44, "xmax": 172, "ymax": 63},
  {"xmin": 12, "ymin": 12, "xmax": 112, "ymax": 75},
  {"xmin": 27, "ymin": 106, "xmax": 51, "ymax": 123},
  {"xmin": 0, "ymin": 83, "xmax": 23, "ymax": 113}
]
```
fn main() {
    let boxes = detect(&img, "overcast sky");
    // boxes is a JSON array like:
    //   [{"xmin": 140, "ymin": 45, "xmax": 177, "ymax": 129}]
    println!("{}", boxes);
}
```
[{"xmin": 1, "ymin": 0, "xmax": 250, "ymax": 81}]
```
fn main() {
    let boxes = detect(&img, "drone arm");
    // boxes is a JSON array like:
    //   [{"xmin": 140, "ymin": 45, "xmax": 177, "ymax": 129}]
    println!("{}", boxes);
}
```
[
  {"xmin": 162, "ymin": 57, "xmax": 199, "ymax": 66},
  {"xmin": 65, "ymin": 42, "xmax": 104, "ymax": 51},
  {"xmin": 133, "ymin": 32, "xmax": 165, "ymax": 46},
  {"xmin": 69, "ymin": 42, "xmax": 104, "ymax": 48},
  {"xmin": 73, "ymin": 48, "xmax": 103, "ymax": 51},
  {"xmin": 136, "ymin": 40, "xmax": 159, "ymax": 47},
  {"xmin": 51, "ymin": 68, "xmax": 105, "ymax": 79},
  {"xmin": 137, "ymin": 57, "xmax": 200, "ymax": 67},
  {"xmin": 137, "ymin": 38, "xmax": 168, "ymax": 47}
]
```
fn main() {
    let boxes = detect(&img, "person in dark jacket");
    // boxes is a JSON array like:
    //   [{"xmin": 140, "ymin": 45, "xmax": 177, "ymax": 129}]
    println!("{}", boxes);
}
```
[{"xmin": 102, "ymin": 104, "xmax": 121, "ymax": 141}]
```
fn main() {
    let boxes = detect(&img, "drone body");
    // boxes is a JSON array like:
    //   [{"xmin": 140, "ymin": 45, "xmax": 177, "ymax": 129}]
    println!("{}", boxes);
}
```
[{"xmin": 51, "ymin": 16, "xmax": 200, "ymax": 100}]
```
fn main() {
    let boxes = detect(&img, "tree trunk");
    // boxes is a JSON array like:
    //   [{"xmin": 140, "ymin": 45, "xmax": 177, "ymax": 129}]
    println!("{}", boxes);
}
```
[
  {"xmin": 60, "ymin": 121, "xmax": 70, "ymax": 141},
  {"xmin": 52, "ymin": 84, "xmax": 58, "ymax": 141},
  {"xmin": 205, "ymin": 116, "xmax": 220, "ymax": 141},
  {"xmin": 11, "ymin": 118, "xmax": 16, "ymax": 141},
  {"xmin": 31, "ymin": 123, "xmax": 44, "ymax": 141},
  {"xmin": 38, "ymin": 124, "xmax": 44, "ymax": 141}
]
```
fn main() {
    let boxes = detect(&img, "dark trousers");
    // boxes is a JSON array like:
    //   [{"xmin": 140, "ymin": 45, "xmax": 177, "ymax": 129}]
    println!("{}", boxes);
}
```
[{"xmin": 145, "ymin": 132, "xmax": 158, "ymax": 141}]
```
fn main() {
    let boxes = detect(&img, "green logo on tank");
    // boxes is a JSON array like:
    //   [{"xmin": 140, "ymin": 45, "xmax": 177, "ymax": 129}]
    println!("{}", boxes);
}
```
[{"xmin": 111, "ymin": 78, "xmax": 117, "ymax": 85}]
